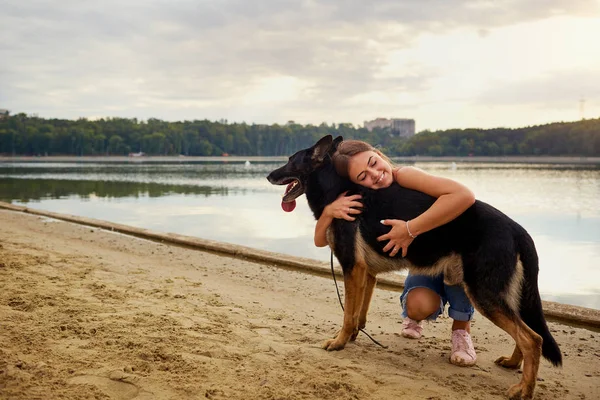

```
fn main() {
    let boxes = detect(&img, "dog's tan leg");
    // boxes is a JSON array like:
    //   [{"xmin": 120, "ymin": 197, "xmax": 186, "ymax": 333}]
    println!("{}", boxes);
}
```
[
  {"xmin": 323, "ymin": 263, "xmax": 367, "ymax": 351},
  {"xmin": 495, "ymin": 345, "xmax": 523, "ymax": 369},
  {"xmin": 490, "ymin": 312, "xmax": 542, "ymax": 400},
  {"xmin": 350, "ymin": 273, "xmax": 377, "ymax": 341},
  {"xmin": 514, "ymin": 321, "xmax": 542, "ymax": 400}
]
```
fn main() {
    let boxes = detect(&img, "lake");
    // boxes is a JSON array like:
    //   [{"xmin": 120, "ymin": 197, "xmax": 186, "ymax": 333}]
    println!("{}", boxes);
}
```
[{"xmin": 0, "ymin": 159, "xmax": 599, "ymax": 310}]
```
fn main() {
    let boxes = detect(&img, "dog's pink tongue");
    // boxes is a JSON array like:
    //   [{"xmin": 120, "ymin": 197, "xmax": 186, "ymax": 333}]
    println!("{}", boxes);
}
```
[
  {"xmin": 282, "ymin": 199, "xmax": 296, "ymax": 212},
  {"xmin": 281, "ymin": 182, "xmax": 297, "ymax": 212}
]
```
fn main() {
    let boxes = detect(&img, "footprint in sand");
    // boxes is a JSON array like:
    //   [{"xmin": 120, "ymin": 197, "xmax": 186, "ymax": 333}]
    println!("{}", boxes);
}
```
[{"xmin": 68, "ymin": 370, "xmax": 142, "ymax": 399}]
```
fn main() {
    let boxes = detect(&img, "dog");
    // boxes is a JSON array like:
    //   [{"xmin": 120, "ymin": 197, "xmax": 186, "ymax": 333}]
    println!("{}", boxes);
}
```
[{"xmin": 266, "ymin": 135, "xmax": 561, "ymax": 400}]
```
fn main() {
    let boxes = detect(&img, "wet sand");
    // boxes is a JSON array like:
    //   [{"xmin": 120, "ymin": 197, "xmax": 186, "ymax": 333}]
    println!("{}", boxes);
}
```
[{"xmin": 0, "ymin": 210, "xmax": 598, "ymax": 399}]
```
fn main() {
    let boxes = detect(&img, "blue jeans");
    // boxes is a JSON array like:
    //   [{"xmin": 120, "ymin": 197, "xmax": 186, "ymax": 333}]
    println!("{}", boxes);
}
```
[{"xmin": 400, "ymin": 273, "xmax": 474, "ymax": 322}]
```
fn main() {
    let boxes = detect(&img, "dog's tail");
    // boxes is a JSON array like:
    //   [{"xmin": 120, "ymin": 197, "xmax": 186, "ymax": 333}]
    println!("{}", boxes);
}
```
[{"xmin": 518, "ymin": 234, "xmax": 562, "ymax": 367}]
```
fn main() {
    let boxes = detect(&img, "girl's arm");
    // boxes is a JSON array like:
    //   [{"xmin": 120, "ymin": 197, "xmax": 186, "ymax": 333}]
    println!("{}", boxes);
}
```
[
  {"xmin": 314, "ymin": 211, "xmax": 335, "ymax": 247},
  {"xmin": 314, "ymin": 192, "xmax": 363, "ymax": 247},
  {"xmin": 378, "ymin": 166, "xmax": 475, "ymax": 257},
  {"xmin": 394, "ymin": 166, "xmax": 475, "ymax": 235}
]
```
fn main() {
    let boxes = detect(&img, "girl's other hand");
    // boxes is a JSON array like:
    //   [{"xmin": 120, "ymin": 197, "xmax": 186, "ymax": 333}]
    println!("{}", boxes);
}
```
[
  {"xmin": 377, "ymin": 219, "xmax": 414, "ymax": 257},
  {"xmin": 325, "ymin": 191, "xmax": 363, "ymax": 221}
]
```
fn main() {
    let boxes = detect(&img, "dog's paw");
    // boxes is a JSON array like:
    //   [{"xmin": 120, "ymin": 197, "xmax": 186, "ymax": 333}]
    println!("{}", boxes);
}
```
[
  {"xmin": 507, "ymin": 382, "xmax": 533, "ymax": 400},
  {"xmin": 495, "ymin": 355, "xmax": 521, "ymax": 369},
  {"xmin": 322, "ymin": 338, "xmax": 346, "ymax": 351}
]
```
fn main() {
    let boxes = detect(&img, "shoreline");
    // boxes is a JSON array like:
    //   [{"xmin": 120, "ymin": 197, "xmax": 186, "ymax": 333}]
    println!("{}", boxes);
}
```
[
  {"xmin": 1, "ymin": 200, "xmax": 598, "ymax": 329},
  {"xmin": 0, "ymin": 155, "xmax": 599, "ymax": 165}
]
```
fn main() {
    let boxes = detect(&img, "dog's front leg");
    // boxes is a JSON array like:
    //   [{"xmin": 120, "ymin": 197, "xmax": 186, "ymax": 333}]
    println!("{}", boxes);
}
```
[
  {"xmin": 323, "ymin": 263, "xmax": 367, "ymax": 351},
  {"xmin": 351, "ymin": 273, "xmax": 377, "ymax": 341}
]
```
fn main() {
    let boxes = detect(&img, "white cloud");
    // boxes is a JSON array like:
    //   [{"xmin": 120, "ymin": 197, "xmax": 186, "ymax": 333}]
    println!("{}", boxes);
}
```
[{"xmin": 1, "ymin": 0, "xmax": 599, "ymax": 129}]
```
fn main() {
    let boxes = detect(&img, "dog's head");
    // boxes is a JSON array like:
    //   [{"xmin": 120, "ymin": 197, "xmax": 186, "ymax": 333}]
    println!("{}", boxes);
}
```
[{"xmin": 267, "ymin": 135, "xmax": 343, "ymax": 212}]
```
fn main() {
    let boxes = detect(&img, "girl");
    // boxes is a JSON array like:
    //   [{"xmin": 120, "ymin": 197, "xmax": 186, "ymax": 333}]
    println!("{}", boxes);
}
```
[{"xmin": 314, "ymin": 139, "xmax": 477, "ymax": 367}]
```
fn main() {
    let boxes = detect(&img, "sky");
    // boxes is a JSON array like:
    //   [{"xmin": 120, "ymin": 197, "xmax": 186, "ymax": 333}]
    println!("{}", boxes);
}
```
[{"xmin": 1, "ymin": 0, "xmax": 600, "ymax": 131}]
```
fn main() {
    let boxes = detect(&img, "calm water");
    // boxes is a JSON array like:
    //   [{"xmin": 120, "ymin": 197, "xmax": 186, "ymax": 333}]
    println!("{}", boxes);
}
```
[{"xmin": 0, "ymin": 160, "xmax": 599, "ymax": 309}]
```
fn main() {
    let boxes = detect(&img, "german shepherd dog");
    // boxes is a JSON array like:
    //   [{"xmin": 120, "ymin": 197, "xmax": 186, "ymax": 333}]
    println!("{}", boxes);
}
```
[{"xmin": 266, "ymin": 135, "xmax": 561, "ymax": 400}]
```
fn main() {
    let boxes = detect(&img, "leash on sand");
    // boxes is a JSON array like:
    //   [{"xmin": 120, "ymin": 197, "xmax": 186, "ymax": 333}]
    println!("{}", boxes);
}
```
[{"xmin": 330, "ymin": 251, "xmax": 388, "ymax": 349}]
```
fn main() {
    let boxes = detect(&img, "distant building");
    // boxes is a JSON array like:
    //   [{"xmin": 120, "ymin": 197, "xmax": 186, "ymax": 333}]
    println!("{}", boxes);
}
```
[
  {"xmin": 364, "ymin": 118, "xmax": 415, "ymax": 137},
  {"xmin": 0, "ymin": 109, "xmax": 9, "ymax": 119},
  {"xmin": 364, "ymin": 118, "xmax": 392, "ymax": 131}
]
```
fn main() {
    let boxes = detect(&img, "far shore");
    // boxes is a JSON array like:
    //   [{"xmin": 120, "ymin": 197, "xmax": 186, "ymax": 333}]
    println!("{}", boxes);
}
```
[{"xmin": 0, "ymin": 154, "xmax": 599, "ymax": 164}]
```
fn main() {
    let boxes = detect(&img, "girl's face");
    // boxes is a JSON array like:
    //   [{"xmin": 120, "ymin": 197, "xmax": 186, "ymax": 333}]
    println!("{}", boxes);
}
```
[{"xmin": 347, "ymin": 151, "xmax": 394, "ymax": 189}]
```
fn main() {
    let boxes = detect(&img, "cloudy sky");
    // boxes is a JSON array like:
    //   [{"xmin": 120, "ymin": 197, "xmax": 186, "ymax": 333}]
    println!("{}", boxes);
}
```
[{"xmin": 1, "ymin": 0, "xmax": 600, "ymax": 131}]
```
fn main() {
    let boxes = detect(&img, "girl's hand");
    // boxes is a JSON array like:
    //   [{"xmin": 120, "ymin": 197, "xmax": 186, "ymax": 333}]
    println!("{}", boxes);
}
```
[
  {"xmin": 325, "ymin": 191, "xmax": 363, "ymax": 221},
  {"xmin": 377, "ymin": 219, "xmax": 414, "ymax": 257}
]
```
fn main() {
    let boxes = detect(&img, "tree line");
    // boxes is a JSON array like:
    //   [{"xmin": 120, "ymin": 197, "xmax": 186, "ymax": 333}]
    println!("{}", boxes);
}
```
[{"xmin": 0, "ymin": 113, "xmax": 598, "ymax": 157}]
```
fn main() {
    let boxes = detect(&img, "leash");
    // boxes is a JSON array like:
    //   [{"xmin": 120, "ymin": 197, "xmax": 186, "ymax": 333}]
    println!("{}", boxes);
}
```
[{"xmin": 330, "ymin": 251, "xmax": 388, "ymax": 349}]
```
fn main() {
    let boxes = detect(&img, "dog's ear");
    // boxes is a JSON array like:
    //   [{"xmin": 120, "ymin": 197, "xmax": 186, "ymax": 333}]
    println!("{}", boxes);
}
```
[
  {"xmin": 312, "ymin": 135, "xmax": 333, "ymax": 162},
  {"xmin": 331, "ymin": 136, "xmax": 343, "ymax": 151}
]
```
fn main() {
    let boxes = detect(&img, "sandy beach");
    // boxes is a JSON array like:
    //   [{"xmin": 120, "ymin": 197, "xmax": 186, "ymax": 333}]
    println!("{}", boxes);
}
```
[{"xmin": 0, "ymin": 210, "xmax": 599, "ymax": 400}]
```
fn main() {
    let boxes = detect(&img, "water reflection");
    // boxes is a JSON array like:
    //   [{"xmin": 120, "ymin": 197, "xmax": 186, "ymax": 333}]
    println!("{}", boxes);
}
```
[
  {"xmin": 0, "ymin": 178, "xmax": 231, "ymax": 202},
  {"xmin": 1, "ymin": 161, "xmax": 599, "ymax": 310}
]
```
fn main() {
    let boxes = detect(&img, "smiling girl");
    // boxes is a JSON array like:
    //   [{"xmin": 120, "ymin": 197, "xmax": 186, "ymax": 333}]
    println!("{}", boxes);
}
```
[{"xmin": 314, "ymin": 139, "xmax": 478, "ymax": 366}]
